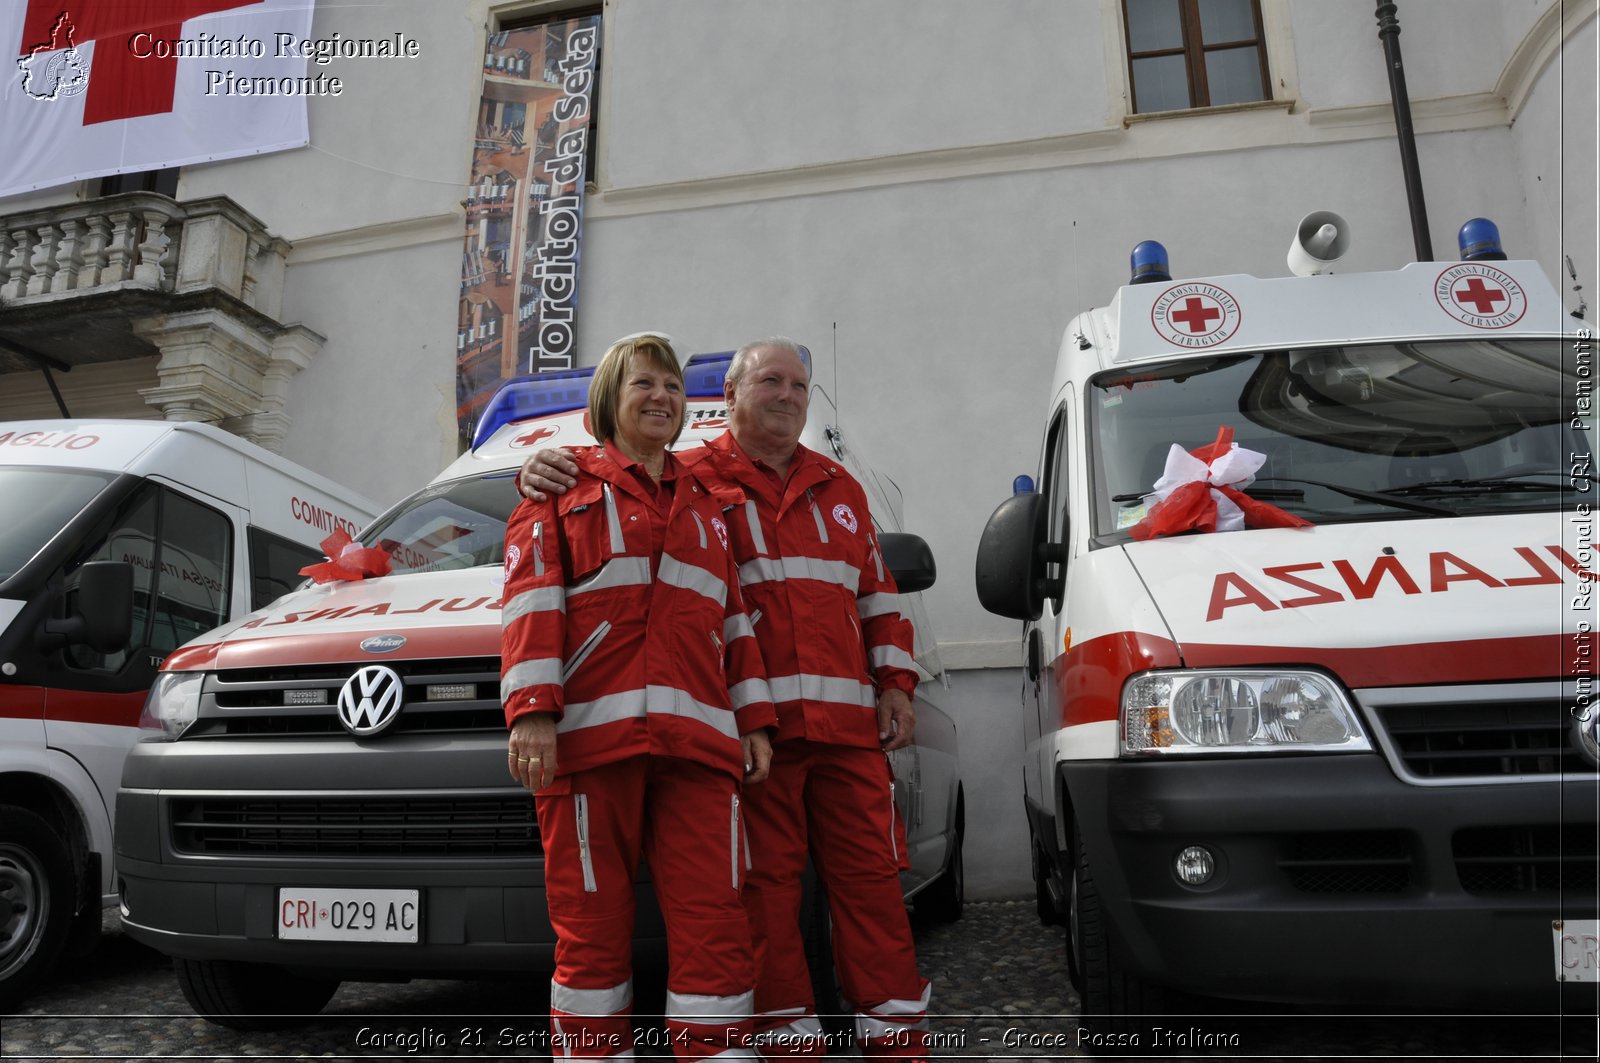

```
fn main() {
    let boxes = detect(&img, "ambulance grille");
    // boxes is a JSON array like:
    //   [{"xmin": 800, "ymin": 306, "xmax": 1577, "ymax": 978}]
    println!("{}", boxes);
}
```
[
  {"xmin": 169, "ymin": 796, "xmax": 539, "ymax": 857},
  {"xmin": 189, "ymin": 658, "xmax": 504, "ymax": 737},
  {"xmin": 1279, "ymin": 831, "xmax": 1413, "ymax": 893},
  {"xmin": 1374, "ymin": 701, "xmax": 1593, "ymax": 780},
  {"xmin": 1452, "ymin": 825, "xmax": 1599, "ymax": 896}
]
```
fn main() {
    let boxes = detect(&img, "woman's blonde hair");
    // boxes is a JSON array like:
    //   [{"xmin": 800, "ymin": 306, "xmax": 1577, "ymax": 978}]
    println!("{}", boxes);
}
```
[{"xmin": 588, "ymin": 333, "xmax": 686, "ymax": 445}]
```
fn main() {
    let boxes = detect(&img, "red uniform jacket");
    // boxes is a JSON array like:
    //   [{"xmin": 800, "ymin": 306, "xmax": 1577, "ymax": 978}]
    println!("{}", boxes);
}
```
[
  {"xmin": 501, "ymin": 446, "xmax": 776, "ymax": 780},
  {"xmin": 681, "ymin": 433, "xmax": 918, "ymax": 749}
]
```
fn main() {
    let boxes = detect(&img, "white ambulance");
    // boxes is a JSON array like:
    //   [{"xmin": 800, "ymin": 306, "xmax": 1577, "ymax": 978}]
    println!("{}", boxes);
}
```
[
  {"xmin": 116, "ymin": 350, "xmax": 963, "ymax": 1028},
  {"xmin": 0, "ymin": 419, "xmax": 378, "ymax": 1008},
  {"xmin": 976, "ymin": 217, "xmax": 1597, "ymax": 1022}
]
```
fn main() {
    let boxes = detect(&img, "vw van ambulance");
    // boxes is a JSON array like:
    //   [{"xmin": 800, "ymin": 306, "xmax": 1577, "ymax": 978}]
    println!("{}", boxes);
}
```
[
  {"xmin": 115, "ymin": 351, "xmax": 963, "ymax": 1028},
  {"xmin": 0, "ymin": 419, "xmax": 378, "ymax": 1008},
  {"xmin": 976, "ymin": 217, "xmax": 1597, "ymax": 1023}
]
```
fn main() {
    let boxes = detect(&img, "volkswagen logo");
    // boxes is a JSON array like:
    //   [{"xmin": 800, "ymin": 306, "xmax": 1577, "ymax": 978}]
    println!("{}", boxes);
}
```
[
  {"xmin": 337, "ymin": 666, "xmax": 405, "ymax": 736},
  {"xmin": 1576, "ymin": 708, "xmax": 1600, "ymax": 768}
]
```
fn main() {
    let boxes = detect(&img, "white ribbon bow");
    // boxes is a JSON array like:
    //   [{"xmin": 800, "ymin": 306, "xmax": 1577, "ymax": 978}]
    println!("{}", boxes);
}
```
[{"xmin": 1142, "ymin": 442, "xmax": 1267, "ymax": 533}]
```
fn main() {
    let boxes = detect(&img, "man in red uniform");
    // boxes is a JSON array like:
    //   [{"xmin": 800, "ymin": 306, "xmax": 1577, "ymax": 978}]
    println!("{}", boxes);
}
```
[{"xmin": 522, "ymin": 338, "xmax": 930, "ymax": 1060}]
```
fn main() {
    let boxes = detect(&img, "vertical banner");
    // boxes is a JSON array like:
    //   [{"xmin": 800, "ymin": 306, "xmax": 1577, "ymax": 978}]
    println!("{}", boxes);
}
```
[{"xmin": 457, "ymin": 15, "xmax": 598, "ymax": 438}]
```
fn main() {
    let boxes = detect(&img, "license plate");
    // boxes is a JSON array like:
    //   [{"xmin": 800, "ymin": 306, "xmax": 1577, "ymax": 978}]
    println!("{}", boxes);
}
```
[
  {"xmin": 278, "ymin": 888, "xmax": 420, "ymax": 943},
  {"xmin": 1554, "ymin": 919, "xmax": 1599, "ymax": 982}
]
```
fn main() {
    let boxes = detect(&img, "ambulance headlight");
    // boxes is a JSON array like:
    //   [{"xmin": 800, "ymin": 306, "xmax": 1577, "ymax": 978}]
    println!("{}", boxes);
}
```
[
  {"xmin": 139, "ymin": 672, "xmax": 203, "ymax": 739},
  {"xmin": 1121, "ymin": 671, "xmax": 1369, "ymax": 755}
]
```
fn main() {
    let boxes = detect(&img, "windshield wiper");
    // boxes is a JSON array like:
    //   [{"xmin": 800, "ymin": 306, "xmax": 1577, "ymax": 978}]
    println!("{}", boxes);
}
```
[
  {"xmin": 1386, "ymin": 475, "xmax": 1571, "ymax": 497},
  {"xmin": 1252, "ymin": 477, "xmax": 1456, "ymax": 516}
]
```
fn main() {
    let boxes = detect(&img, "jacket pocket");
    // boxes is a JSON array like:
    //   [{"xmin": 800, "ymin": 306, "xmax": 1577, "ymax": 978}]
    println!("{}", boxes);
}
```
[{"xmin": 563, "ymin": 620, "xmax": 611, "ymax": 684}]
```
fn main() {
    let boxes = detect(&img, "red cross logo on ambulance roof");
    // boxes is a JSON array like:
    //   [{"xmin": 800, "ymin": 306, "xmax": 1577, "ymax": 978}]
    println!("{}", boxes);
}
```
[
  {"xmin": 1434, "ymin": 263, "xmax": 1527, "ymax": 329},
  {"xmin": 1151, "ymin": 283, "xmax": 1242, "ymax": 348},
  {"xmin": 511, "ymin": 425, "xmax": 559, "ymax": 448}
]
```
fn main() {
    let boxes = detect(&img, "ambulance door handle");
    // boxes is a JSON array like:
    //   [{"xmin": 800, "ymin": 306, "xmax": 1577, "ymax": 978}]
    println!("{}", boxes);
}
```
[{"xmin": 1025, "ymin": 627, "xmax": 1043, "ymax": 682}]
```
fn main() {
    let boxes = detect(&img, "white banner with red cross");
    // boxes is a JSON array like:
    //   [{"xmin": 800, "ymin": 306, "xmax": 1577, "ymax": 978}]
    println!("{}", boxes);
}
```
[{"xmin": 0, "ymin": 0, "xmax": 315, "ymax": 200}]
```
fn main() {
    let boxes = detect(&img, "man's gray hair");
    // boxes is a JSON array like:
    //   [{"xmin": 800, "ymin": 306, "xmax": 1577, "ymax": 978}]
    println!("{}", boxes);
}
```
[{"xmin": 728, "ymin": 337, "xmax": 810, "ymax": 386}]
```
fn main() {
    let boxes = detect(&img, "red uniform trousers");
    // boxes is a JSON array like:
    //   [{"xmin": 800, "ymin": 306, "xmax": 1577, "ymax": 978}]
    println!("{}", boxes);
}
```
[
  {"xmin": 741, "ymin": 741, "xmax": 931, "ymax": 1060},
  {"xmin": 537, "ymin": 755, "xmax": 758, "ymax": 1061}
]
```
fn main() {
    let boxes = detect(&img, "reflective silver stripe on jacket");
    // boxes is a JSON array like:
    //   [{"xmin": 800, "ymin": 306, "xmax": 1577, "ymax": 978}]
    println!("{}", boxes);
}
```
[
  {"xmin": 665, "ymin": 987, "xmax": 755, "ymax": 1024},
  {"xmin": 737, "ymin": 555, "xmax": 860, "ymax": 591},
  {"xmin": 765, "ymin": 673, "xmax": 875, "ymax": 707},
  {"xmin": 658, "ymin": 553, "xmax": 729, "ymax": 607},
  {"xmin": 869, "ymin": 645, "xmax": 917, "ymax": 672},
  {"xmin": 722, "ymin": 613, "xmax": 754, "ymax": 643},
  {"xmin": 806, "ymin": 489, "xmax": 829, "ymax": 544},
  {"xmin": 501, "ymin": 658, "xmax": 563, "ymax": 701},
  {"xmin": 550, "ymin": 976, "xmax": 632, "ymax": 1016},
  {"xmin": 855, "ymin": 592, "xmax": 901, "ymax": 619},
  {"xmin": 557, "ymin": 686, "xmax": 740, "ymax": 740},
  {"xmin": 742, "ymin": 499, "xmax": 767, "ymax": 556},
  {"xmin": 601, "ymin": 483, "xmax": 626, "ymax": 553},
  {"xmin": 501, "ymin": 586, "xmax": 564, "ymax": 627},
  {"xmin": 726, "ymin": 676, "xmax": 773, "ymax": 710},
  {"xmin": 689, "ymin": 510, "xmax": 708, "ymax": 549},
  {"xmin": 568, "ymin": 555, "xmax": 652, "ymax": 595}
]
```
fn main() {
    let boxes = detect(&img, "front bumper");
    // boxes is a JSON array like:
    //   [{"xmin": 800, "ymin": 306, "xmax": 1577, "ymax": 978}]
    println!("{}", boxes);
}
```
[{"xmin": 1066, "ymin": 754, "xmax": 1598, "ymax": 1007}]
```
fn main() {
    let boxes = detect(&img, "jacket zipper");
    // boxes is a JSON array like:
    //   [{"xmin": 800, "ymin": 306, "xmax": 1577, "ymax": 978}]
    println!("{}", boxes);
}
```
[
  {"xmin": 806, "ymin": 489, "xmax": 830, "ymax": 543},
  {"xmin": 531, "ymin": 521, "xmax": 545, "ymax": 577},
  {"xmin": 562, "ymin": 620, "xmax": 611, "ymax": 683},
  {"xmin": 575, "ymin": 793, "xmax": 597, "ymax": 892},
  {"xmin": 888, "ymin": 779, "xmax": 899, "ymax": 863},
  {"xmin": 690, "ymin": 510, "xmax": 708, "ymax": 549},
  {"xmin": 730, "ymin": 793, "xmax": 741, "ymax": 890}
]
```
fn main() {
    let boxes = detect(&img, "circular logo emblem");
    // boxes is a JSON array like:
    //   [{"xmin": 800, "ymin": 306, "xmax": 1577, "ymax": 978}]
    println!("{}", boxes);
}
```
[
  {"xmin": 1434, "ymin": 263, "xmax": 1527, "ymax": 329},
  {"xmin": 337, "ymin": 665, "xmax": 405, "ymax": 736},
  {"xmin": 832, "ymin": 504, "xmax": 858, "ymax": 534},
  {"xmin": 1151, "ymin": 283, "xmax": 1241, "ymax": 348},
  {"xmin": 360, "ymin": 634, "xmax": 406, "ymax": 654},
  {"xmin": 505, "ymin": 543, "xmax": 522, "ymax": 579},
  {"xmin": 1576, "ymin": 709, "xmax": 1600, "ymax": 768},
  {"xmin": 710, "ymin": 516, "xmax": 729, "ymax": 550}
]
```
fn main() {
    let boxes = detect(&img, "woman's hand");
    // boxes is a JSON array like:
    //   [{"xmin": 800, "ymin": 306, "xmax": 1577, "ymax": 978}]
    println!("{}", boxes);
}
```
[
  {"xmin": 741, "ymin": 728, "xmax": 773, "ymax": 784},
  {"xmin": 508, "ymin": 714, "xmax": 558, "ymax": 791}
]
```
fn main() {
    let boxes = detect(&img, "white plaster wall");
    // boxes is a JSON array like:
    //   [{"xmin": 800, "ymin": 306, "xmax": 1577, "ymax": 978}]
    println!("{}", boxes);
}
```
[{"xmin": 603, "ymin": 0, "xmax": 1108, "ymax": 189}]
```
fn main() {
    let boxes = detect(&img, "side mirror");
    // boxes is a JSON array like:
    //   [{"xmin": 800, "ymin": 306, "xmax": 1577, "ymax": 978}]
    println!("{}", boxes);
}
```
[
  {"xmin": 879, "ymin": 532, "xmax": 936, "ymax": 593},
  {"xmin": 974, "ymin": 492, "xmax": 1062, "ymax": 621},
  {"xmin": 41, "ymin": 561, "xmax": 135, "ymax": 652}
]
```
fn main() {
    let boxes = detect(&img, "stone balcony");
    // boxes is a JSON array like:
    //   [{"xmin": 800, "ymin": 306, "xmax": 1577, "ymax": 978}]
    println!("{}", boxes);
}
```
[{"xmin": 0, "ymin": 192, "xmax": 322, "ymax": 452}]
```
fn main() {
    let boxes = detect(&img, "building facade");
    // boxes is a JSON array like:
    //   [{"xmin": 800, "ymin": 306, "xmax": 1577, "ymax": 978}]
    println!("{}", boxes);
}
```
[{"xmin": 2, "ymin": 0, "xmax": 1595, "ymax": 894}]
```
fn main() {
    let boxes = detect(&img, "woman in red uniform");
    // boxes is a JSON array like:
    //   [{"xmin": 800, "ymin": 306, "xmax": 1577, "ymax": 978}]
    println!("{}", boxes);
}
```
[{"xmin": 502, "ymin": 333, "xmax": 775, "ymax": 1061}]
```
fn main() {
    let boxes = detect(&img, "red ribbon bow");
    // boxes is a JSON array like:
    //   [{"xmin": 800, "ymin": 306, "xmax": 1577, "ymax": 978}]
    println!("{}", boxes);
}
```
[
  {"xmin": 298, "ymin": 529, "xmax": 393, "ymax": 583},
  {"xmin": 1129, "ymin": 426, "xmax": 1315, "ymax": 541}
]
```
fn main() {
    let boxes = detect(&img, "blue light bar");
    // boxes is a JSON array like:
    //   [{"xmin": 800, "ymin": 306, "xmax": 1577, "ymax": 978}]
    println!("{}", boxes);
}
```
[
  {"xmin": 1129, "ymin": 240, "xmax": 1171, "ymax": 284},
  {"xmin": 1458, "ymin": 217, "xmax": 1506, "ymax": 261},
  {"xmin": 1013, "ymin": 474, "xmax": 1036, "ymax": 495},
  {"xmin": 471, "ymin": 345, "xmax": 812, "ymax": 451}
]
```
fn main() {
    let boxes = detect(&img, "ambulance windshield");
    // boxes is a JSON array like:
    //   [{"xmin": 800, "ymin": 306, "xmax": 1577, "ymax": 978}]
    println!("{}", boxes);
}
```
[
  {"xmin": 1089, "ymin": 339, "xmax": 1591, "ymax": 539},
  {"xmin": 0, "ymin": 467, "xmax": 115, "ymax": 583},
  {"xmin": 359, "ymin": 472, "xmax": 519, "ymax": 574}
]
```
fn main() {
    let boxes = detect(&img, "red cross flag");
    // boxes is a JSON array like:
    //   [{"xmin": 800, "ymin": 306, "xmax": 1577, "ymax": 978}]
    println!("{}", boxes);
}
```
[{"xmin": 1, "ymin": 0, "xmax": 316, "ymax": 199}]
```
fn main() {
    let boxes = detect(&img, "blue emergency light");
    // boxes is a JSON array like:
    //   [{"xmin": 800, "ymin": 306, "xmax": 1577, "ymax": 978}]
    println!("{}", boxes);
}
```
[
  {"xmin": 1013, "ymin": 474, "xmax": 1035, "ymax": 495},
  {"xmin": 470, "ymin": 346, "xmax": 812, "ymax": 451},
  {"xmin": 1458, "ymin": 217, "xmax": 1507, "ymax": 261},
  {"xmin": 1129, "ymin": 240, "xmax": 1172, "ymax": 284}
]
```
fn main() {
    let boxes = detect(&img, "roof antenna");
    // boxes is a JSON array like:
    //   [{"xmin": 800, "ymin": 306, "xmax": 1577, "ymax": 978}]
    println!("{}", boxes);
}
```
[
  {"xmin": 832, "ymin": 321, "xmax": 839, "ymax": 419},
  {"xmin": 1567, "ymin": 255, "xmax": 1588, "ymax": 320}
]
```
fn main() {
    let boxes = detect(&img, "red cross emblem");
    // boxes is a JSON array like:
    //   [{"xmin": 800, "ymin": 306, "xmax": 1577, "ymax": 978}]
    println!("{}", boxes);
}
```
[
  {"xmin": 1151, "ymin": 283, "xmax": 1241, "ymax": 348},
  {"xmin": 1434, "ymin": 264, "xmax": 1526, "ymax": 329},
  {"xmin": 20, "ymin": 0, "xmax": 261, "ymax": 125},
  {"xmin": 511, "ymin": 425, "xmax": 558, "ymax": 448},
  {"xmin": 1451, "ymin": 276, "xmax": 1506, "ymax": 315}
]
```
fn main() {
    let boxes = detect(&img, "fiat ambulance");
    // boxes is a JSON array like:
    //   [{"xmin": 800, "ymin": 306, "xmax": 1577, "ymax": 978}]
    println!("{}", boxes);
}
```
[
  {"xmin": 976, "ymin": 216, "xmax": 1597, "ymax": 1022},
  {"xmin": 0, "ymin": 419, "xmax": 377, "ymax": 1008},
  {"xmin": 116, "ymin": 350, "xmax": 963, "ymax": 1028}
]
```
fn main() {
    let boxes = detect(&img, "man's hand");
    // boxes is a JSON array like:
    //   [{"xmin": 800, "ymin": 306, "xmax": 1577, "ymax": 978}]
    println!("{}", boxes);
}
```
[
  {"xmin": 741, "ymin": 729, "xmax": 773, "ymax": 784},
  {"xmin": 518, "ymin": 448, "xmax": 580, "ymax": 501},
  {"xmin": 508, "ymin": 714, "xmax": 558, "ymax": 791},
  {"xmin": 877, "ymin": 688, "xmax": 915, "ymax": 751}
]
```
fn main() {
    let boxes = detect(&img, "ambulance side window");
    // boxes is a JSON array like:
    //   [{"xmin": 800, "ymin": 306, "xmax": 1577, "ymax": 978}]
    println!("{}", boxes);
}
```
[
  {"xmin": 1040, "ymin": 406, "xmax": 1070, "ymax": 602},
  {"xmin": 247, "ymin": 527, "xmax": 320, "ymax": 611},
  {"xmin": 65, "ymin": 484, "xmax": 234, "ymax": 673}
]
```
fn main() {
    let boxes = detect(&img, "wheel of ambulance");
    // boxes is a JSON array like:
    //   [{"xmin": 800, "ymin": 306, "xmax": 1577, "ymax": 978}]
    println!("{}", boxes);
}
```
[
  {"xmin": 1068, "ymin": 818, "xmax": 1165, "ymax": 1032},
  {"xmin": 916, "ymin": 787, "xmax": 964, "ymax": 923},
  {"xmin": 0, "ymin": 804, "xmax": 75, "ymax": 1010},
  {"xmin": 174, "ymin": 957, "xmax": 341, "ymax": 1029}
]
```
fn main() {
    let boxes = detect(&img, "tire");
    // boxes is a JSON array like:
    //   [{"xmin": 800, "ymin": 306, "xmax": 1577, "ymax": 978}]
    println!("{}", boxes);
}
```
[
  {"xmin": 0, "ymin": 804, "xmax": 75, "ymax": 1011},
  {"xmin": 174, "ymin": 957, "xmax": 341, "ymax": 1030},
  {"xmin": 1068, "ymin": 818, "xmax": 1165, "ymax": 1032},
  {"xmin": 1033, "ymin": 842, "xmax": 1060, "ymax": 928},
  {"xmin": 916, "ymin": 789, "xmax": 964, "ymax": 923}
]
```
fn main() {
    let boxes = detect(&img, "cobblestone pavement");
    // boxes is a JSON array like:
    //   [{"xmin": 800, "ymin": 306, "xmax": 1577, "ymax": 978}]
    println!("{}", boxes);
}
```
[{"xmin": 4, "ymin": 901, "xmax": 1597, "ymax": 1061}]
